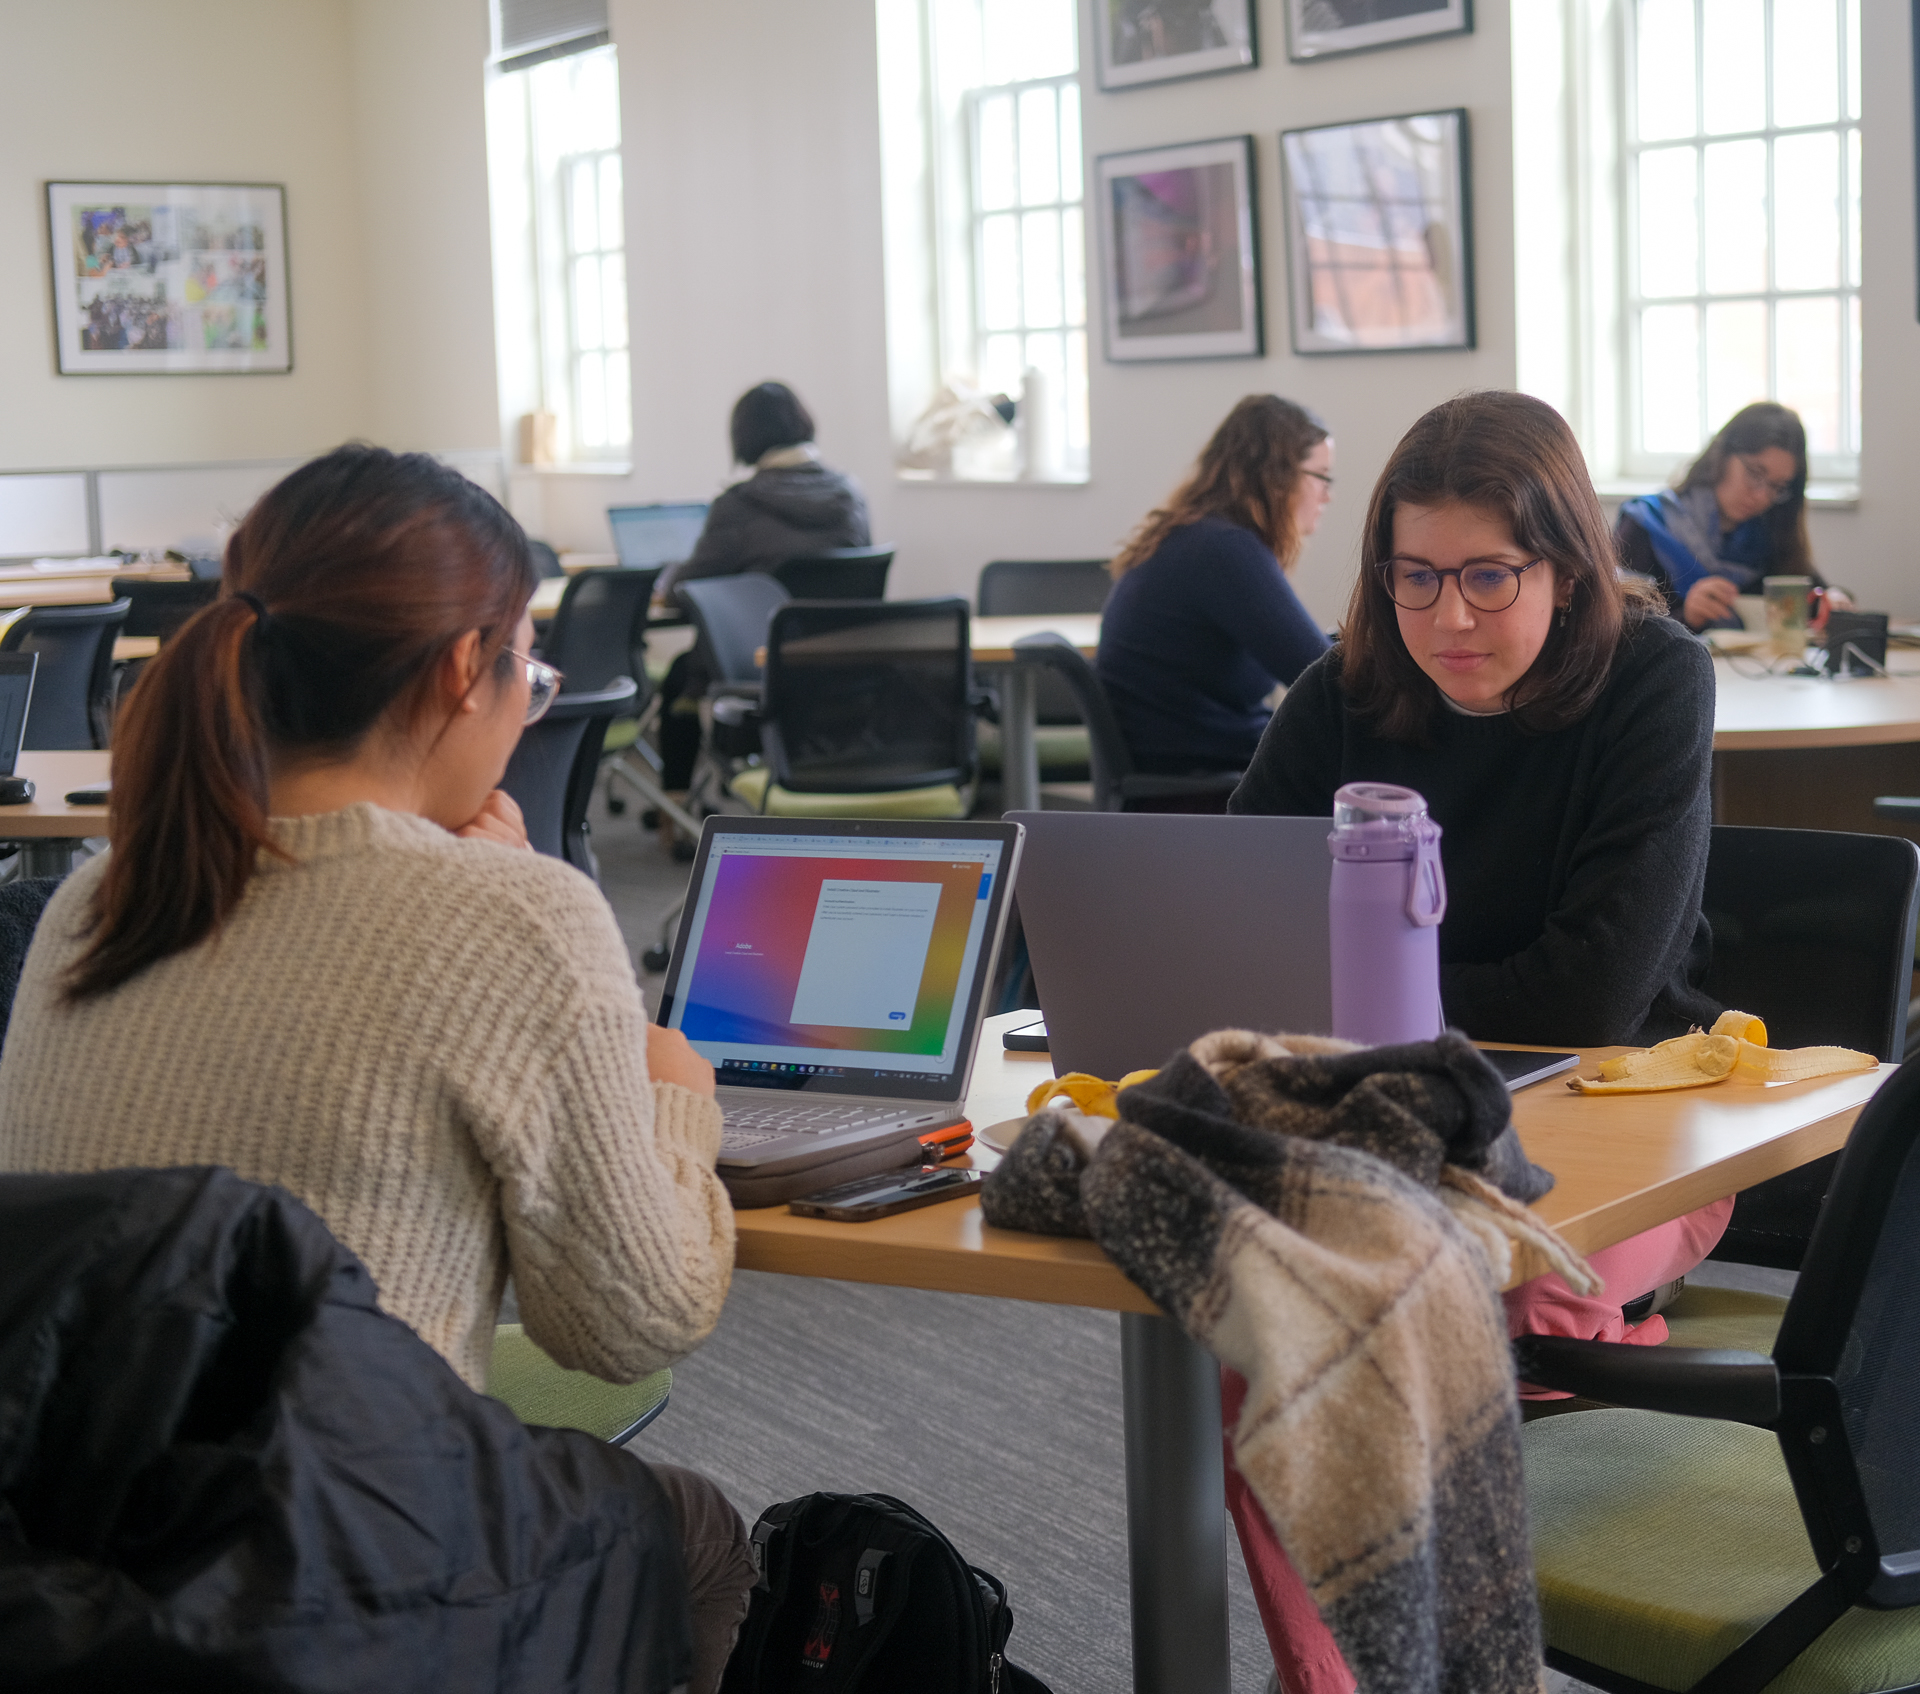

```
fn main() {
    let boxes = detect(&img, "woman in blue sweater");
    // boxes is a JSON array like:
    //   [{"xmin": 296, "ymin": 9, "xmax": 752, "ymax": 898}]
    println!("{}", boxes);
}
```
[{"xmin": 1096, "ymin": 395, "xmax": 1333, "ymax": 777}]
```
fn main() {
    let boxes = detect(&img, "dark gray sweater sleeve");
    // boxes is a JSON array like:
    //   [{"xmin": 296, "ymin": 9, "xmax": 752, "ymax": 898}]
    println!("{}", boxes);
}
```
[
  {"xmin": 1440, "ymin": 628, "xmax": 1716, "ymax": 1045},
  {"xmin": 1228, "ymin": 651, "xmax": 1346, "ymax": 816}
]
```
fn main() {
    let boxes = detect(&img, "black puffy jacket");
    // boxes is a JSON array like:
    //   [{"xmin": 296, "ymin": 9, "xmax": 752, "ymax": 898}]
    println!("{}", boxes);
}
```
[
  {"xmin": 661, "ymin": 461, "xmax": 870, "ymax": 594},
  {"xmin": 0, "ymin": 1165, "xmax": 690, "ymax": 1693}
]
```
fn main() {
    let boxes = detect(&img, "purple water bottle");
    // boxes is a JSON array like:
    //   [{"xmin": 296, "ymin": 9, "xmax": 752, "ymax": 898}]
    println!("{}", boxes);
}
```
[{"xmin": 1327, "ymin": 782, "xmax": 1448, "ymax": 1045}]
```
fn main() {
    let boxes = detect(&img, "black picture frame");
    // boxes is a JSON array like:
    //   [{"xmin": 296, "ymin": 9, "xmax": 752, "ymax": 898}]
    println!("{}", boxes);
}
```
[{"xmin": 1286, "ymin": 0, "xmax": 1472, "ymax": 64}]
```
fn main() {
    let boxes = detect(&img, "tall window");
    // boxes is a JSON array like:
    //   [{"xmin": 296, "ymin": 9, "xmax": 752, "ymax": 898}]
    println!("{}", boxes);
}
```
[
  {"xmin": 486, "ymin": 30, "xmax": 631, "ymax": 465},
  {"xmin": 1625, "ymin": 0, "xmax": 1860, "ymax": 476},
  {"xmin": 878, "ymin": 0, "xmax": 1089, "ymax": 480}
]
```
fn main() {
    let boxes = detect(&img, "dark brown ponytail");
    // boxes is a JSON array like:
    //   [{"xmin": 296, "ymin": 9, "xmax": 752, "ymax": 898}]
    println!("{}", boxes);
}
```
[{"xmin": 67, "ymin": 445, "xmax": 534, "ymax": 999}]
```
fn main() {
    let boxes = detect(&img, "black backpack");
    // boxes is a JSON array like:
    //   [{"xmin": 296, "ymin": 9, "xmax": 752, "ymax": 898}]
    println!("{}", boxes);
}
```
[{"xmin": 719, "ymin": 1492, "xmax": 1054, "ymax": 1693}]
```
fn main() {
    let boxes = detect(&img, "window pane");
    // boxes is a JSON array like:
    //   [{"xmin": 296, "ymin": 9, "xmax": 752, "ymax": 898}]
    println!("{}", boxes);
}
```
[
  {"xmin": 599, "ymin": 154, "xmax": 623, "ymax": 251},
  {"xmin": 570, "ymin": 157, "xmax": 598, "ymax": 253},
  {"xmin": 1062, "ymin": 204, "xmax": 1086, "ymax": 327},
  {"xmin": 602, "ymin": 253, "xmax": 628, "ymax": 349},
  {"xmin": 1702, "ymin": 139, "xmax": 1765, "ymax": 293},
  {"xmin": 982, "ymin": 0, "xmax": 1075, "ymax": 84},
  {"xmin": 1705, "ymin": 299, "xmax": 1769, "ymax": 426},
  {"xmin": 1773, "ymin": 0, "xmax": 1839, "ymax": 129},
  {"xmin": 982, "ymin": 330, "xmax": 1023, "ymax": 392},
  {"xmin": 578, "ymin": 353, "xmax": 606, "ymax": 449},
  {"xmin": 1641, "ymin": 303, "xmax": 1702, "ymax": 451},
  {"xmin": 573, "ymin": 256, "xmax": 603, "ymax": 350},
  {"xmin": 1847, "ymin": 125, "xmax": 1861, "ymax": 286},
  {"xmin": 981, "ymin": 212, "xmax": 1019, "ymax": 329},
  {"xmin": 1059, "ymin": 82, "xmax": 1082, "ymax": 202},
  {"xmin": 1018, "ymin": 86, "xmax": 1059, "ymax": 206},
  {"xmin": 1775, "ymin": 293, "xmax": 1841, "ymax": 451},
  {"xmin": 1773, "ymin": 130, "xmax": 1839, "ymax": 290},
  {"xmin": 978, "ymin": 93, "xmax": 1016, "ymax": 212},
  {"xmin": 1846, "ymin": 0, "xmax": 1861, "ymax": 119},
  {"xmin": 1638, "ymin": 147, "xmax": 1700, "ymax": 297},
  {"xmin": 605, "ymin": 350, "xmax": 631, "ymax": 449},
  {"xmin": 1701, "ymin": 0, "xmax": 1766, "ymax": 133},
  {"xmin": 1637, "ymin": 0, "xmax": 1698, "ymax": 141},
  {"xmin": 1022, "ymin": 209, "xmax": 1062, "ymax": 328}
]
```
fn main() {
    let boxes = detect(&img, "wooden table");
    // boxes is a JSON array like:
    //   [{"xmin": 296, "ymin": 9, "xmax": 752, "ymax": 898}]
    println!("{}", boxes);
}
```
[
  {"xmin": 0, "ymin": 751, "xmax": 111, "ymax": 874},
  {"xmin": 734, "ymin": 1010, "xmax": 1887, "ymax": 1693}
]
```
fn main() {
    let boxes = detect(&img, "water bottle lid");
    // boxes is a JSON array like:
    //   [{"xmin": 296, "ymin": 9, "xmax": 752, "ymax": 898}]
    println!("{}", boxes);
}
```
[{"xmin": 1332, "ymin": 782, "xmax": 1430, "ymax": 834}]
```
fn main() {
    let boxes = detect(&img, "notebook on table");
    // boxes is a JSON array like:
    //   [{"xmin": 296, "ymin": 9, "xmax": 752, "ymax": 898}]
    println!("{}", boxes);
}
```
[{"xmin": 656, "ymin": 816, "xmax": 1023, "ymax": 1206}]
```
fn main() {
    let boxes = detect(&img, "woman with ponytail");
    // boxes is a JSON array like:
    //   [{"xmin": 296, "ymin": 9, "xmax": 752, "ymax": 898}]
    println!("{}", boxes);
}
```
[{"xmin": 0, "ymin": 445, "xmax": 753, "ymax": 1693}]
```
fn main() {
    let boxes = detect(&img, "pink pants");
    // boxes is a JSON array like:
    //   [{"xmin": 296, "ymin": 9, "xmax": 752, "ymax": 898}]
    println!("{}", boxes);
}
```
[{"xmin": 1224, "ymin": 1199, "xmax": 1734, "ymax": 1693}]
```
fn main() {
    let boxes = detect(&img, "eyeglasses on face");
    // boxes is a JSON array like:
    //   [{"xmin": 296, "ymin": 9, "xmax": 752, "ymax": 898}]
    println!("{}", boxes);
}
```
[
  {"xmin": 1379, "ymin": 557, "xmax": 1548, "ymax": 614},
  {"xmin": 507, "ymin": 648, "xmax": 563, "ymax": 724},
  {"xmin": 1735, "ymin": 454, "xmax": 1797, "ymax": 504},
  {"xmin": 1302, "ymin": 469, "xmax": 1335, "ymax": 489}
]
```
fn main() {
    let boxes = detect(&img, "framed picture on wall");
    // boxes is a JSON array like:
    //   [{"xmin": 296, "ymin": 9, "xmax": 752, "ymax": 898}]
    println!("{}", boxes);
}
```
[
  {"xmin": 1286, "ymin": 0, "xmax": 1470, "ymax": 62},
  {"xmin": 46, "ymin": 181, "xmax": 291, "ymax": 375},
  {"xmin": 1096, "ymin": 136, "xmax": 1262, "ymax": 363},
  {"xmin": 1095, "ymin": 0, "xmax": 1256, "ymax": 90},
  {"xmin": 1279, "ymin": 110, "xmax": 1474, "ymax": 354}
]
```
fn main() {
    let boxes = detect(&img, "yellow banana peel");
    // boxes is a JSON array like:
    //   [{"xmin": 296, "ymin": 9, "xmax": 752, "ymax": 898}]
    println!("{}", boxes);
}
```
[
  {"xmin": 1026, "ymin": 1069, "xmax": 1159, "ymax": 1118},
  {"xmin": 1568, "ymin": 1010, "xmax": 1875, "ymax": 1095}
]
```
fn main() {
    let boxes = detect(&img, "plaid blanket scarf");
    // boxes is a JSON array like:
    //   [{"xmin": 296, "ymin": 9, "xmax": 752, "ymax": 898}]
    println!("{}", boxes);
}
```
[{"xmin": 981, "ymin": 1029, "xmax": 1594, "ymax": 1694}]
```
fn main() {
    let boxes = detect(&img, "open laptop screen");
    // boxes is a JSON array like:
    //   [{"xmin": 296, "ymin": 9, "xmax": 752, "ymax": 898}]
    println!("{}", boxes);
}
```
[
  {"xmin": 656, "ymin": 818, "xmax": 1021, "ymax": 1101},
  {"xmin": 606, "ymin": 502, "xmax": 709, "ymax": 568},
  {"xmin": 0, "ymin": 654, "xmax": 36, "ymax": 777}
]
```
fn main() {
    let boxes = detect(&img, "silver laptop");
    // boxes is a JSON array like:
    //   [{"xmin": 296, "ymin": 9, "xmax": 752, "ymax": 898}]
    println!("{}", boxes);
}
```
[
  {"xmin": 656, "ymin": 817, "xmax": 1023, "ymax": 1196},
  {"xmin": 1010, "ymin": 811, "xmax": 1335, "ymax": 1080},
  {"xmin": 606, "ymin": 501, "xmax": 710, "ymax": 568}
]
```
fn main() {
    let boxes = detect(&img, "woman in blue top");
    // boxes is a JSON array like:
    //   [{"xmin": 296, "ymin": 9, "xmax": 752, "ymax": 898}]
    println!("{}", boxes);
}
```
[
  {"xmin": 1614, "ymin": 401, "xmax": 1840, "ymax": 629},
  {"xmin": 1096, "ymin": 395, "xmax": 1333, "ymax": 775}
]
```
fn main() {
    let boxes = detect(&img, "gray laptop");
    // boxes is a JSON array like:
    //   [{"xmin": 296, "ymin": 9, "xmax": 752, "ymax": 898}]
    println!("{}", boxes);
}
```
[
  {"xmin": 607, "ymin": 501, "xmax": 710, "ymax": 568},
  {"xmin": 1010, "ymin": 811, "xmax": 1333, "ymax": 1079},
  {"xmin": 656, "ymin": 816, "xmax": 1023, "ymax": 1204}
]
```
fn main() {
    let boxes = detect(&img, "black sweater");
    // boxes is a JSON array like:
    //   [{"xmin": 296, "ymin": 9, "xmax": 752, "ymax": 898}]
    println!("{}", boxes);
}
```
[{"xmin": 1229, "ymin": 613, "xmax": 1720, "ymax": 1046}]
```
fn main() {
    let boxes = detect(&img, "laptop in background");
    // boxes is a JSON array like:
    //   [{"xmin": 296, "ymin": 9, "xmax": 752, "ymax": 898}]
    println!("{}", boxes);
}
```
[
  {"xmin": 0, "ymin": 654, "xmax": 35, "ymax": 775},
  {"xmin": 656, "ymin": 816, "xmax": 1023, "ymax": 1204},
  {"xmin": 607, "ymin": 502, "xmax": 709, "ymax": 569}
]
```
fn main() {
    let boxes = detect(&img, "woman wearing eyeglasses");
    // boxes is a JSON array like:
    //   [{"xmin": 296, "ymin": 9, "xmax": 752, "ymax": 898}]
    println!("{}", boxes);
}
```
[
  {"xmin": 1614, "ymin": 400, "xmax": 1842, "ymax": 629},
  {"xmin": 1225, "ymin": 391, "xmax": 1728, "ymax": 1694},
  {"xmin": 1095, "ymin": 395, "xmax": 1334, "ymax": 789},
  {"xmin": 0, "ymin": 446, "xmax": 754, "ymax": 1694}
]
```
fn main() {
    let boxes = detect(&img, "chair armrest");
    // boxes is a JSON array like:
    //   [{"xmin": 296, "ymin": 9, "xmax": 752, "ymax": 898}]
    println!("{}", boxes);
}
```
[
  {"xmin": 970, "ymin": 685, "xmax": 999, "ymax": 724},
  {"xmin": 710, "ymin": 695, "xmax": 761, "ymax": 729},
  {"xmin": 1512, "ymin": 1335, "xmax": 1782, "ymax": 1425},
  {"xmin": 1873, "ymin": 796, "xmax": 1920, "ymax": 818}
]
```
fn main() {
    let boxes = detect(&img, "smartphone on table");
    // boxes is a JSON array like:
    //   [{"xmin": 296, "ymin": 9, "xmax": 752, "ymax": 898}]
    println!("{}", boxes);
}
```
[
  {"xmin": 1002, "ymin": 1018, "xmax": 1048, "ymax": 1052},
  {"xmin": 788, "ymin": 1165, "xmax": 984, "ymax": 1222}
]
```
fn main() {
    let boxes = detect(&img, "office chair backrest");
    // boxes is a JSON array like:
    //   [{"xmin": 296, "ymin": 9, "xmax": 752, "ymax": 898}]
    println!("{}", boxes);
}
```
[
  {"xmin": 1, "ymin": 599, "xmax": 131, "ymax": 750},
  {"xmin": 976, "ymin": 559, "xmax": 1112, "ymax": 616},
  {"xmin": 773, "ymin": 546, "xmax": 893, "ymax": 601},
  {"xmin": 1770, "ymin": 1053, "xmax": 1920, "ymax": 1607},
  {"xmin": 762, "ymin": 598, "xmax": 973, "ymax": 794},
  {"xmin": 1703, "ymin": 826, "xmax": 1920, "ymax": 1063},
  {"xmin": 540, "ymin": 566, "xmax": 660, "ymax": 694},
  {"xmin": 527, "ymin": 540, "xmax": 565, "ymax": 581},
  {"xmin": 676, "ymin": 574, "xmax": 790, "ymax": 686},
  {"xmin": 109, "ymin": 576, "xmax": 219, "ymax": 641},
  {"xmin": 499, "ymin": 678, "xmax": 639, "ymax": 878},
  {"xmin": 1011, "ymin": 632, "xmax": 1136, "ymax": 810}
]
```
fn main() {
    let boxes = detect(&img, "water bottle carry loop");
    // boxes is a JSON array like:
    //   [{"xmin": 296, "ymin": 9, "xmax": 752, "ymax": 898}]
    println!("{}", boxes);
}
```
[{"xmin": 1406, "ymin": 818, "xmax": 1447, "ymax": 927}]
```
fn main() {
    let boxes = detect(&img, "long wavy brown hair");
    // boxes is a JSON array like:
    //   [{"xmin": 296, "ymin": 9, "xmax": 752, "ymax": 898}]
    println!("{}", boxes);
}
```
[
  {"xmin": 1675, "ymin": 400, "xmax": 1813, "ymax": 577},
  {"xmin": 1341, "ymin": 391, "xmax": 1664, "ymax": 744},
  {"xmin": 1110, "ymin": 395, "xmax": 1328, "ymax": 576}
]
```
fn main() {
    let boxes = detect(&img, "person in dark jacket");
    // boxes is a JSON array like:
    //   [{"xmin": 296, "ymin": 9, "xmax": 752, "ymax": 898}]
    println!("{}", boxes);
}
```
[
  {"xmin": 1096, "ymin": 395, "xmax": 1333, "ymax": 784},
  {"xmin": 658, "ymin": 381, "xmax": 870, "ymax": 595},
  {"xmin": 0, "ymin": 1164, "xmax": 693, "ymax": 1693}
]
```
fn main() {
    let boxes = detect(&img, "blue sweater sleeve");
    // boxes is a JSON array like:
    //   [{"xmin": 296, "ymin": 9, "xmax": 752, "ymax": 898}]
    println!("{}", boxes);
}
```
[{"xmin": 1193, "ymin": 529, "xmax": 1330, "ymax": 688}]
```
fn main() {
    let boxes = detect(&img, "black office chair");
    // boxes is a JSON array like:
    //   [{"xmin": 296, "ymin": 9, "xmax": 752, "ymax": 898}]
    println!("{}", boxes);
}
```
[
  {"xmin": 499, "ymin": 678, "xmax": 639, "ymax": 883},
  {"xmin": 2, "ymin": 599, "xmax": 131, "ymax": 750},
  {"xmin": 1515, "ymin": 1051, "xmax": 1920, "ymax": 1694},
  {"xmin": 536, "ymin": 566, "xmax": 659, "ymax": 690},
  {"xmin": 772, "ymin": 546, "xmax": 893, "ymax": 601},
  {"xmin": 743, "ymin": 597, "xmax": 975, "ymax": 809},
  {"xmin": 527, "ymin": 540, "xmax": 566, "ymax": 581},
  {"xmin": 109, "ymin": 576, "xmax": 219, "ymax": 640},
  {"xmin": 1008, "ymin": 633, "xmax": 1241, "ymax": 813},
  {"xmin": 976, "ymin": 558, "xmax": 1111, "ymax": 617},
  {"xmin": 1699, "ymin": 826, "xmax": 1920, "ymax": 1270},
  {"xmin": 676, "ymin": 574, "xmax": 789, "ymax": 691}
]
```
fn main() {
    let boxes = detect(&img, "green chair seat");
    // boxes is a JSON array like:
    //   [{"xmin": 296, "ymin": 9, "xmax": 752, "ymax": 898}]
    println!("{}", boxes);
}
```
[
  {"xmin": 601, "ymin": 718, "xmax": 640, "ymax": 755},
  {"xmin": 1524, "ymin": 1408, "xmax": 1920, "ymax": 1691},
  {"xmin": 1660, "ymin": 1282, "xmax": 1789, "ymax": 1356},
  {"xmin": 729, "ymin": 765, "xmax": 970, "ymax": 819},
  {"xmin": 975, "ymin": 720, "xmax": 1093, "ymax": 779},
  {"xmin": 487, "ymin": 1323, "xmax": 671, "ymax": 1444}
]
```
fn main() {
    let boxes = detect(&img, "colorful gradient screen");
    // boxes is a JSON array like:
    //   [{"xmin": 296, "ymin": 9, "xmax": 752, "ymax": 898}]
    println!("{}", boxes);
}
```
[{"xmin": 664, "ymin": 834, "xmax": 1006, "ymax": 1085}]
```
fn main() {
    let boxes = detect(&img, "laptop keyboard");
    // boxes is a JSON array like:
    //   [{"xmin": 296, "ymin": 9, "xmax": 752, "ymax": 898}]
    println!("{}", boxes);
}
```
[{"xmin": 719, "ymin": 1100, "xmax": 910, "ymax": 1149}]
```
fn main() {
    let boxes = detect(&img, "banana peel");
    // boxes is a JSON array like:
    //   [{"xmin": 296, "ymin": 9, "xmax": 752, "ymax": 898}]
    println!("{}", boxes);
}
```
[
  {"xmin": 1567, "ymin": 1010, "xmax": 1876, "ymax": 1095},
  {"xmin": 1026, "ymin": 1069, "xmax": 1159, "ymax": 1118}
]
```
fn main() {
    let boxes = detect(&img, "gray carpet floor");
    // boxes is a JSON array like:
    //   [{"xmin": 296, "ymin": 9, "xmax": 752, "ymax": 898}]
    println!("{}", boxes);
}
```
[{"xmin": 583, "ymin": 790, "xmax": 1796, "ymax": 1694}]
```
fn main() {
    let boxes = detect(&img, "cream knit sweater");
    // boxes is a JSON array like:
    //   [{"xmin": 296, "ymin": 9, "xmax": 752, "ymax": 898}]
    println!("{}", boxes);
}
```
[{"xmin": 0, "ymin": 804, "xmax": 734, "ymax": 1392}]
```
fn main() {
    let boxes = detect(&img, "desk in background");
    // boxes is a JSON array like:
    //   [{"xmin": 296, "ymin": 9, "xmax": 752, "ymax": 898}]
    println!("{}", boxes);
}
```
[
  {"xmin": 0, "ymin": 751, "xmax": 111, "ymax": 875},
  {"xmin": 734, "ymin": 1010, "xmax": 1889, "ymax": 1694}
]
